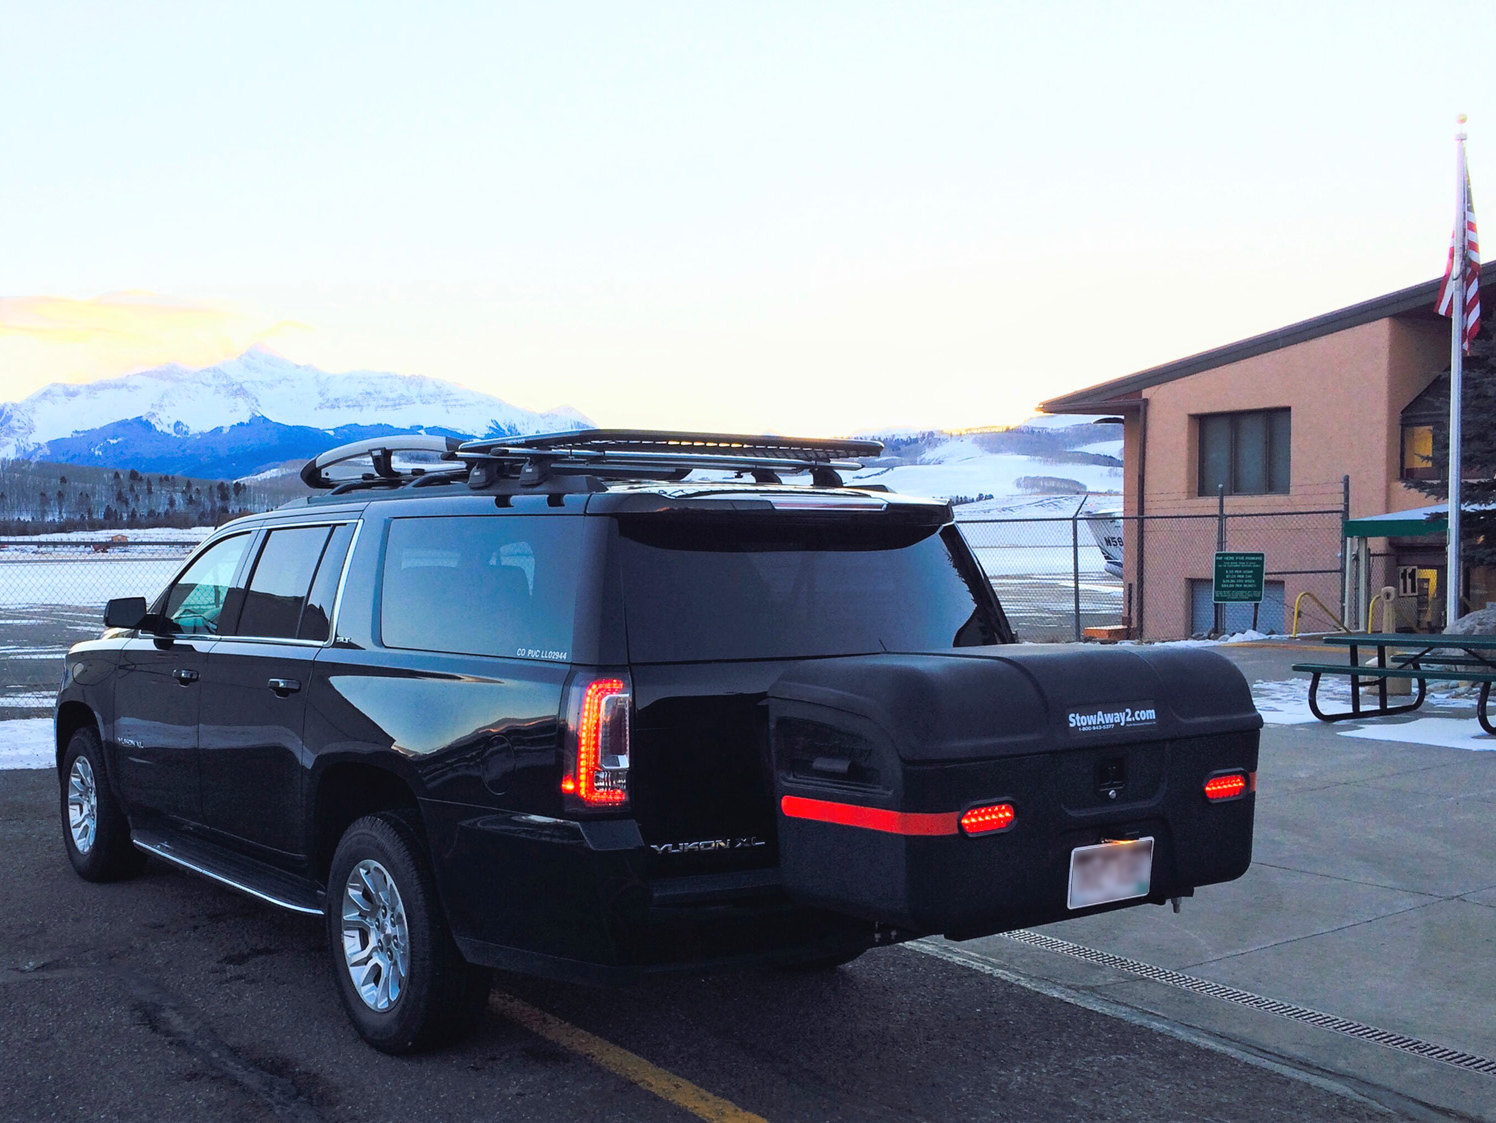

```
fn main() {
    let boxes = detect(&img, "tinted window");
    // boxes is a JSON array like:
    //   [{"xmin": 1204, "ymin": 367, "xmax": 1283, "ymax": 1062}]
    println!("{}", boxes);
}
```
[
  {"xmin": 300, "ymin": 523, "xmax": 355, "ymax": 641},
  {"xmin": 618, "ymin": 518, "xmax": 1001, "ymax": 662},
  {"xmin": 380, "ymin": 516, "xmax": 581, "ymax": 660},
  {"xmin": 1196, "ymin": 409, "xmax": 1290, "ymax": 496},
  {"xmin": 1198, "ymin": 414, "xmax": 1231, "ymax": 495},
  {"xmin": 237, "ymin": 526, "xmax": 333, "ymax": 639},
  {"xmin": 162, "ymin": 534, "xmax": 251, "ymax": 635}
]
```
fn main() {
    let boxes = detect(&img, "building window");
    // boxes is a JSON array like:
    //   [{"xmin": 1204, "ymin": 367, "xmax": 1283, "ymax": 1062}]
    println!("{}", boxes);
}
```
[
  {"xmin": 1197, "ymin": 409, "xmax": 1290, "ymax": 496},
  {"xmin": 1401, "ymin": 424, "xmax": 1436, "ymax": 481}
]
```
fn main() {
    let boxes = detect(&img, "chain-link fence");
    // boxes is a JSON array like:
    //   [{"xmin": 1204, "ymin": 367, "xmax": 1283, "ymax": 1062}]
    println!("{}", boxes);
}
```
[
  {"xmin": 956, "ymin": 515, "xmax": 1124, "ymax": 643},
  {"xmin": 957, "ymin": 506, "xmax": 1346, "ymax": 643},
  {"xmin": 1, "ymin": 537, "xmax": 200, "ymax": 713},
  {"xmin": 0, "ymin": 506, "xmax": 1349, "ymax": 716}
]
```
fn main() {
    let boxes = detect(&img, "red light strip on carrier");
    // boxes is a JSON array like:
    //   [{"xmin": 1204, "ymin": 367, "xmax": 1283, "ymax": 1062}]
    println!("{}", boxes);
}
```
[{"xmin": 780, "ymin": 795, "xmax": 962, "ymax": 836}]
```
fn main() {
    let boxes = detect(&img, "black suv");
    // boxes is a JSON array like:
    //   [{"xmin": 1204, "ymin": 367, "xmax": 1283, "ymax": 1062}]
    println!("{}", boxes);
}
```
[{"xmin": 56, "ymin": 430, "xmax": 1260, "ymax": 1053}]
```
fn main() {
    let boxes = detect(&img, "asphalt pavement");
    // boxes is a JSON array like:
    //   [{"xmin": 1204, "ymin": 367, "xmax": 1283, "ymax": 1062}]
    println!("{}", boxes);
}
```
[
  {"xmin": 2, "ymin": 639, "xmax": 1494, "ymax": 1119},
  {"xmin": 0, "ymin": 768, "xmax": 1386, "ymax": 1123}
]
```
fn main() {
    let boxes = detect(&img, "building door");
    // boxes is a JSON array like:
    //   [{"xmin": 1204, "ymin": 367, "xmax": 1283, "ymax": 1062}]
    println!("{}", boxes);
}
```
[
  {"xmin": 1414, "ymin": 567, "xmax": 1441, "ymax": 630},
  {"xmin": 1189, "ymin": 579, "xmax": 1285, "ymax": 636}
]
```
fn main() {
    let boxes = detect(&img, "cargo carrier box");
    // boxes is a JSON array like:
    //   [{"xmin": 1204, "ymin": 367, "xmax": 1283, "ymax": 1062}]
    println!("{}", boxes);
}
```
[{"xmin": 768, "ymin": 646, "xmax": 1260, "ymax": 938}]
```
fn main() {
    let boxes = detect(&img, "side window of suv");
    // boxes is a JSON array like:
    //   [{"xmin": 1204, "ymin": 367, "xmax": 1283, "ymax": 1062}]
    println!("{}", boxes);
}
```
[
  {"xmin": 161, "ymin": 534, "xmax": 252, "ymax": 635},
  {"xmin": 380, "ymin": 515, "xmax": 580, "ymax": 660},
  {"xmin": 299, "ymin": 523, "xmax": 355, "ymax": 641},
  {"xmin": 236, "ymin": 524, "xmax": 352, "ymax": 641}
]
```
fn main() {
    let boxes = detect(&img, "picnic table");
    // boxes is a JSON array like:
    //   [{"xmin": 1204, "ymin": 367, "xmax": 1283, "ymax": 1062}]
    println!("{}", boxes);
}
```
[{"xmin": 1292, "ymin": 632, "xmax": 1496, "ymax": 734}]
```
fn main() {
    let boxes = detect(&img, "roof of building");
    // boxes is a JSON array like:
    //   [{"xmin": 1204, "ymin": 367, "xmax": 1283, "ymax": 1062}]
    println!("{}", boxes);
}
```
[{"xmin": 1040, "ymin": 261, "xmax": 1496, "ymax": 415}]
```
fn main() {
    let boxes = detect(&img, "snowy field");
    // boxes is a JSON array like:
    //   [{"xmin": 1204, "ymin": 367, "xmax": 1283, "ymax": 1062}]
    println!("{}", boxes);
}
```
[
  {"xmin": 0, "ymin": 530, "xmax": 203, "ymax": 608},
  {"xmin": 0, "ymin": 527, "xmax": 213, "ymax": 546},
  {"xmin": 0, "ymin": 555, "xmax": 191, "ymax": 608},
  {"xmin": 1, "ymin": 719, "xmax": 52, "ymax": 770},
  {"xmin": 849, "ymin": 438, "xmax": 1123, "ymax": 503}
]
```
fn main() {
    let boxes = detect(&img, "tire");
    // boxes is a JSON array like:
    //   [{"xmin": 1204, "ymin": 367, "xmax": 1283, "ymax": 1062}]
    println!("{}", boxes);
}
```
[
  {"xmin": 60, "ymin": 726, "xmax": 145, "ymax": 882},
  {"xmin": 326, "ymin": 811, "xmax": 491, "ymax": 1053}
]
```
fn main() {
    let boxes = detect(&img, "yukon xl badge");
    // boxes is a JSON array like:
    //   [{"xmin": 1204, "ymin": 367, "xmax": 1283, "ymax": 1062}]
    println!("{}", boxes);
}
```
[
  {"xmin": 1066, "ymin": 702, "xmax": 1158, "ymax": 733},
  {"xmin": 650, "ymin": 836, "xmax": 768, "ymax": 855}
]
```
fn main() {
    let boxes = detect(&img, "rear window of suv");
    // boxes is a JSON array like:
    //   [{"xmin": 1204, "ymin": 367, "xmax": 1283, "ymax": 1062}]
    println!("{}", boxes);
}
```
[
  {"xmin": 379, "ymin": 515, "xmax": 582, "ymax": 661},
  {"xmin": 617, "ymin": 517, "xmax": 1001, "ymax": 662}
]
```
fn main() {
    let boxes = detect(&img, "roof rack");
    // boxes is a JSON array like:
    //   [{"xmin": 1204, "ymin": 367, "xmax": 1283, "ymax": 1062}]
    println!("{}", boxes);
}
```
[
  {"xmin": 299, "ymin": 429, "xmax": 885, "ymax": 494},
  {"xmin": 455, "ymin": 429, "xmax": 884, "ymax": 488}
]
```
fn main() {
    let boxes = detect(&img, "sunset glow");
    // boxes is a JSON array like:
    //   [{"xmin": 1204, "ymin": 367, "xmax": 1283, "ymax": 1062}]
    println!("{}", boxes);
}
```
[{"xmin": 1, "ymin": 2, "xmax": 1491, "ymax": 434}]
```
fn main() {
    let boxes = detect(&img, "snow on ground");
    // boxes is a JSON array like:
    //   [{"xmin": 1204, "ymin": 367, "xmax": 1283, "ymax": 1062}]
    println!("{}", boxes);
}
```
[
  {"xmin": 849, "ymin": 445, "xmax": 1123, "ymax": 502},
  {"xmin": 0, "ymin": 719, "xmax": 53, "ymax": 769},
  {"xmin": 1138, "ymin": 630, "xmax": 1276, "ymax": 649},
  {"xmin": 0, "ymin": 556, "xmax": 188, "ymax": 607},
  {"xmin": 1253, "ymin": 676, "xmax": 1353, "ymax": 725},
  {"xmin": 235, "ymin": 465, "xmax": 298, "ymax": 483},
  {"xmin": 954, "ymin": 494, "xmax": 1096, "ymax": 518},
  {"xmin": 1338, "ymin": 718, "xmax": 1496, "ymax": 751},
  {"xmin": 1249, "ymin": 675, "xmax": 1493, "ymax": 751},
  {"xmin": 2, "ymin": 527, "xmax": 212, "ymax": 544}
]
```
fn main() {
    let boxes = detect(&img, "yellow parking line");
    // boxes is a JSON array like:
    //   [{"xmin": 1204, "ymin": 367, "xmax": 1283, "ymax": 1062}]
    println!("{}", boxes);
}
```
[{"xmin": 490, "ymin": 992, "xmax": 767, "ymax": 1123}]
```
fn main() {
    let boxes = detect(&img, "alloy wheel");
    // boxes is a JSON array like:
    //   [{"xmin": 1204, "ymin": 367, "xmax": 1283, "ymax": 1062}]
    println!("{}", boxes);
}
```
[
  {"xmin": 340, "ymin": 859, "xmax": 410, "ymax": 1012},
  {"xmin": 67, "ymin": 756, "xmax": 98, "ymax": 855}
]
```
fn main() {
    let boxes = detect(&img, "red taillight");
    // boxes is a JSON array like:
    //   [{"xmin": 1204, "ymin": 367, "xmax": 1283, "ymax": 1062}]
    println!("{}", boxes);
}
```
[
  {"xmin": 960, "ymin": 803, "xmax": 1016, "ymax": 835},
  {"xmin": 1204, "ymin": 772, "xmax": 1249, "ymax": 802},
  {"xmin": 563, "ymin": 677, "xmax": 630, "ymax": 808}
]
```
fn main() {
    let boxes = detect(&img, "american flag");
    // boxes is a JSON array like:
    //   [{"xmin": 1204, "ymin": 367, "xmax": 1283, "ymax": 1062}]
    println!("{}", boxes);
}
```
[{"xmin": 1437, "ymin": 170, "xmax": 1481, "ymax": 353}]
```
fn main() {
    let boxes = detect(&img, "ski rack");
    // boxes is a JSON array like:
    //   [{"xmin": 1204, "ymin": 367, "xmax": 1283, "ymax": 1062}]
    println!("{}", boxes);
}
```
[
  {"xmin": 300, "ymin": 430, "xmax": 885, "ymax": 494},
  {"xmin": 299, "ymin": 435, "xmax": 466, "ymax": 491}
]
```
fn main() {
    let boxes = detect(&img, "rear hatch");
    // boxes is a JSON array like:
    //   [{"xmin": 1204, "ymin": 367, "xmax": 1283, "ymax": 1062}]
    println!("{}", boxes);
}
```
[{"xmin": 609, "ymin": 494, "xmax": 1006, "ymax": 877}]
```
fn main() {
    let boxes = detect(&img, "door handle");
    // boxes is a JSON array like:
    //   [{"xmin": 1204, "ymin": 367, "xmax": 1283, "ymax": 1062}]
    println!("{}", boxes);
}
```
[
  {"xmin": 268, "ymin": 677, "xmax": 302, "ymax": 696},
  {"xmin": 172, "ymin": 668, "xmax": 199, "ymax": 685}
]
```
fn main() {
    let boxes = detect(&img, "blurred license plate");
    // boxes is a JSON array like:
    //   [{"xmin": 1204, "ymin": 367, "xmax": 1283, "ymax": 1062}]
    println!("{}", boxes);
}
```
[{"xmin": 1067, "ymin": 837, "xmax": 1154, "ymax": 910}]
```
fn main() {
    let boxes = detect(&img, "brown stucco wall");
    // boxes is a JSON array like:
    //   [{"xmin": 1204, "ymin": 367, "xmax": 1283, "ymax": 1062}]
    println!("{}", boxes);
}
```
[
  {"xmin": 1383, "ymin": 316, "xmax": 1451, "ymax": 511},
  {"xmin": 1123, "ymin": 316, "xmax": 1445, "ymax": 638}
]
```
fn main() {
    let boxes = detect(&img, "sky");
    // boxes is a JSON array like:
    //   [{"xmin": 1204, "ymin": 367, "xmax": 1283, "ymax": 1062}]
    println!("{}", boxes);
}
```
[{"xmin": 1, "ymin": 1, "xmax": 1492, "ymax": 436}]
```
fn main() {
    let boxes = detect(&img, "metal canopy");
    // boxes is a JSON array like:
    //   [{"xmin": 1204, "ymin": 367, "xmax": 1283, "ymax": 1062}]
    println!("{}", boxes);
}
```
[{"xmin": 1342, "ymin": 504, "xmax": 1449, "ymax": 539}]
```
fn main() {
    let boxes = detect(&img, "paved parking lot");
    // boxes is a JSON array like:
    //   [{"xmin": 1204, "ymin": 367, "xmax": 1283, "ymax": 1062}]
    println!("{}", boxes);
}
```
[
  {"xmin": 3, "ymin": 769, "xmax": 1391, "ymax": 1123},
  {"xmin": 3, "ymin": 641, "xmax": 1495, "ymax": 1119}
]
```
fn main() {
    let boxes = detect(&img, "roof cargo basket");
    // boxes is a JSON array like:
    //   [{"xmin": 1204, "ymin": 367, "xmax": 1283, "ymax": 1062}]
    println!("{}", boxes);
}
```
[
  {"xmin": 456, "ymin": 429, "xmax": 884, "ymax": 488},
  {"xmin": 298, "ymin": 429, "xmax": 885, "ymax": 495}
]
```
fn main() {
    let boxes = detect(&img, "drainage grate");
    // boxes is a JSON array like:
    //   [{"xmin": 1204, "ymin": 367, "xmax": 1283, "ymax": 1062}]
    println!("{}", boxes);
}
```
[{"xmin": 984, "ymin": 929, "xmax": 1496, "ymax": 1078}]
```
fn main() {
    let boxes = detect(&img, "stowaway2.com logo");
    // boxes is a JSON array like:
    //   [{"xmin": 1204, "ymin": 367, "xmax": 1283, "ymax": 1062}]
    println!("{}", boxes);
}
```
[{"xmin": 1066, "ymin": 702, "xmax": 1158, "ymax": 733}]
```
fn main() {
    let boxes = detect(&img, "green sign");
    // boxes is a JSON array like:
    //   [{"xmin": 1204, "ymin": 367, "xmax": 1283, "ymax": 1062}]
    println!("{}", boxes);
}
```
[{"xmin": 1213, "ymin": 551, "xmax": 1265, "ymax": 603}]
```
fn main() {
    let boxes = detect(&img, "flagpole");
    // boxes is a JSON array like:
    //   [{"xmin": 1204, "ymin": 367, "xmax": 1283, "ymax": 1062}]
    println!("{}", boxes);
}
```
[{"xmin": 1446, "ymin": 116, "xmax": 1468, "ymax": 629}]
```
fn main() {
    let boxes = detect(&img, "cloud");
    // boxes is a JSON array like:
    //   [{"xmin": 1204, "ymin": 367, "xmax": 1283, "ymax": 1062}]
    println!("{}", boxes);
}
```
[
  {"xmin": 0, "ymin": 292, "xmax": 247, "ymax": 344},
  {"xmin": 0, "ymin": 293, "xmax": 314, "ymax": 397}
]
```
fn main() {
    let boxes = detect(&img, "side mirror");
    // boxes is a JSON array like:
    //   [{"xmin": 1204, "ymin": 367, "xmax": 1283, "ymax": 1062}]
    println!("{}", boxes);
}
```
[{"xmin": 104, "ymin": 596, "xmax": 148, "ymax": 630}]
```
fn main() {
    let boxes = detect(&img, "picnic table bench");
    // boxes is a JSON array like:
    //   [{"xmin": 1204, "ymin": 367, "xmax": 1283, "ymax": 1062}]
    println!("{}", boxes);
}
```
[{"xmin": 1292, "ymin": 632, "xmax": 1496, "ymax": 734}]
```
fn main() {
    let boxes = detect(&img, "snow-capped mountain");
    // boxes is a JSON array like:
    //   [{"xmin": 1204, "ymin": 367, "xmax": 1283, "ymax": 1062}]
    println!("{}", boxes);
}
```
[
  {"xmin": 0, "ymin": 350, "xmax": 590, "ymax": 478},
  {"xmin": 0, "ymin": 351, "xmax": 1125, "ymax": 505}
]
